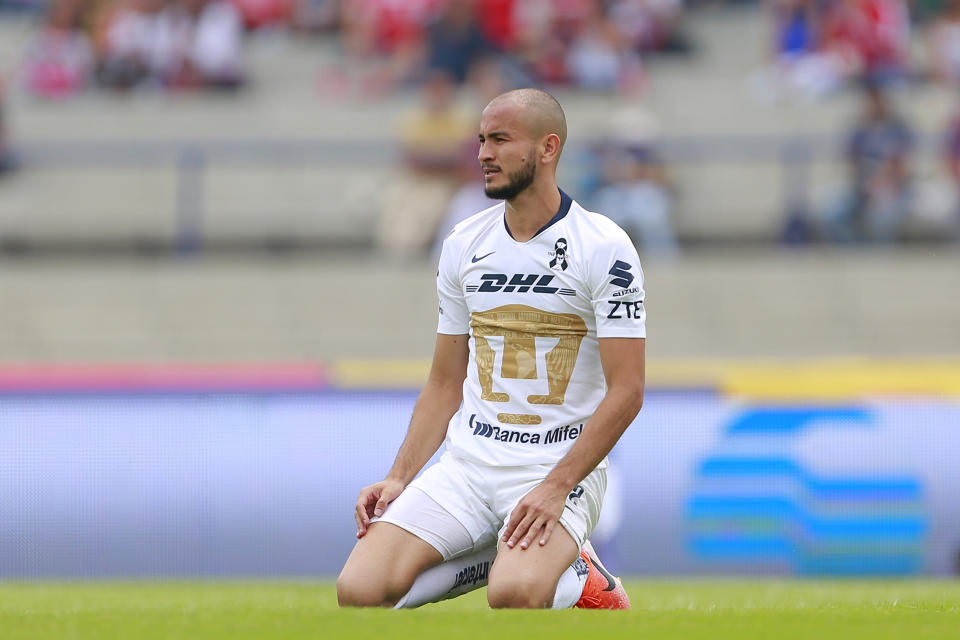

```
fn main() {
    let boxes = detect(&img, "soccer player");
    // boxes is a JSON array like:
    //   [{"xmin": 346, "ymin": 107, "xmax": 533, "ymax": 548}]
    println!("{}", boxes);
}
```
[{"xmin": 337, "ymin": 88, "xmax": 645, "ymax": 609}]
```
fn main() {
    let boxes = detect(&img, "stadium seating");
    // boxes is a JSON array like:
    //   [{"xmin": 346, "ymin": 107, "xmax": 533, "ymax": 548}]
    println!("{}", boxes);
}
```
[
  {"xmin": 0, "ymin": 250, "xmax": 956, "ymax": 362},
  {"xmin": 0, "ymin": 9, "xmax": 958, "ymax": 363},
  {"xmin": 1, "ymin": 7, "xmax": 958, "ymax": 249}
]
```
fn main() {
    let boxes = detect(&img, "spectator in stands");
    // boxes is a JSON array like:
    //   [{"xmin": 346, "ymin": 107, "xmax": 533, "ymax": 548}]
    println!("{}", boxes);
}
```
[
  {"xmin": 231, "ymin": 0, "xmax": 291, "ymax": 30},
  {"xmin": 581, "ymin": 104, "xmax": 677, "ymax": 254},
  {"xmin": 425, "ymin": 0, "xmax": 493, "ymax": 84},
  {"xmin": 375, "ymin": 70, "xmax": 475, "ymax": 258},
  {"xmin": 511, "ymin": 0, "xmax": 572, "ymax": 85},
  {"xmin": 820, "ymin": 0, "xmax": 910, "ymax": 85},
  {"xmin": 329, "ymin": 0, "xmax": 688, "ymax": 94},
  {"xmin": 162, "ymin": 0, "xmax": 244, "ymax": 89},
  {"xmin": 97, "ymin": 0, "xmax": 244, "ymax": 90},
  {"xmin": 592, "ymin": 146, "xmax": 677, "ymax": 255},
  {"xmin": 341, "ymin": 0, "xmax": 440, "ymax": 58},
  {"xmin": 927, "ymin": 0, "xmax": 960, "ymax": 86},
  {"xmin": 22, "ymin": 0, "xmax": 95, "ymax": 99},
  {"xmin": 609, "ymin": 0, "xmax": 687, "ymax": 54},
  {"xmin": 769, "ymin": 0, "xmax": 819, "ymax": 59},
  {"xmin": 339, "ymin": 0, "xmax": 441, "ymax": 95},
  {"xmin": 96, "ymin": 0, "xmax": 166, "ymax": 90},
  {"xmin": 476, "ymin": 0, "xmax": 518, "ymax": 52},
  {"xmin": 820, "ymin": 80, "xmax": 913, "ymax": 243},
  {"xmin": 751, "ymin": 0, "xmax": 850, "ymax": 101},
  {"xmin": 567, "ymin": 0, "xmax": 643, "ymax": 91},
  {"xmin": 751, "ymin": 0, "xmax": 814, "ymax": 101},
  {"xmin": 755, "ymin": 0, "xmax": 908, "ymax": 101}
]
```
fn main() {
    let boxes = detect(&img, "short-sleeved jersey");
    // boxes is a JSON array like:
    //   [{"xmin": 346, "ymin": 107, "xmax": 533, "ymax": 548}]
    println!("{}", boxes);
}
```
[{"xmin": 437, "ymin": 189, "xmax": 645, "ymax": 468}]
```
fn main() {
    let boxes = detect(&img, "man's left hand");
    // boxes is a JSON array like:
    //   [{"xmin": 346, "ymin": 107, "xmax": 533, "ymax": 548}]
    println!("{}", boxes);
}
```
[{"xmin": 501, "ymin": 481, "xmax": 569, "ymax": 550}]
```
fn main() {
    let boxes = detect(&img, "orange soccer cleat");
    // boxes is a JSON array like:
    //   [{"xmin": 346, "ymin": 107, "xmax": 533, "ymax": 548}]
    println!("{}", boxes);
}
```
[{"xmin": 574, "ymin": 541, "xmax": 631, "ymax": 610}]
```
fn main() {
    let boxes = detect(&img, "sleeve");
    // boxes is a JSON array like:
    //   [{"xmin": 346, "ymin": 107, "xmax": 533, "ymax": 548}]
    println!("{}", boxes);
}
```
[
  {"xmin": 588, "ymin": 231, "xmax": 646, "ymax": 339},
  {"xmin": 436, "ymin": 236, "xmax": 470, "ymax": 335}
]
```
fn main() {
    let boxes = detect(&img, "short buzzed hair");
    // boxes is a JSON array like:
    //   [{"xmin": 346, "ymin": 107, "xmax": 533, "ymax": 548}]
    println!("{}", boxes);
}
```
[{"xmin": 487, "ymin": 88, "xmax": 567, "ymax": 156}]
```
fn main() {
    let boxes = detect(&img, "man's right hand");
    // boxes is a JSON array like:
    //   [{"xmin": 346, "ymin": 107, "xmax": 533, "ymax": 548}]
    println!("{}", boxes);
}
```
[{"xmin": 354, "ymin": 478, "xmax": 406, "ymax": 538}]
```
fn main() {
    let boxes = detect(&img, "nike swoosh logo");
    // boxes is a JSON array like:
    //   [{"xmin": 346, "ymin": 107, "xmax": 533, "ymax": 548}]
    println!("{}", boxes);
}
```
[
  {"xmin": 593, "ymin": 558, "xmax": 618, "ymax": 592},
  {"xmin": 471, "ymin": 251, "xmax": 495, "ymax": 263}
]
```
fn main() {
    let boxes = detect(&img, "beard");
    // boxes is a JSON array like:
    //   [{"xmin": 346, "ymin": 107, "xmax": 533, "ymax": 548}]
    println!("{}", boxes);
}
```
[{"xmin": 484, "ymin": 152, "xmax": 537, "ymax": 200}]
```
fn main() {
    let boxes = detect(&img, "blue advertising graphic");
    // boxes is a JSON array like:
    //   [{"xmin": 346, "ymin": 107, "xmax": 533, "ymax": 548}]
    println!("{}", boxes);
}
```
[
  {"xmin": 0, "ymin": 390, "xmax": 957, "ymax": 577},
  {"xmin": 684, "ymin": 408, "xmax": 927, "ymax": 575}
]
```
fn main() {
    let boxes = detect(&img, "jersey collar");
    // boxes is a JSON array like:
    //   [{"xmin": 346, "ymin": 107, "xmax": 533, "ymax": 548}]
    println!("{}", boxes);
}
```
[{"xmin": 503, "ymin": 188, "xmax": 573, "ymax": 241}]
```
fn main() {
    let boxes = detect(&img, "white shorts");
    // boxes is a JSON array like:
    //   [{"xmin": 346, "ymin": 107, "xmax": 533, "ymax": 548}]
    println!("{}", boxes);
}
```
[{"xmin": 374, "ymin": 451, "xmax": 606, "ymax": 561}]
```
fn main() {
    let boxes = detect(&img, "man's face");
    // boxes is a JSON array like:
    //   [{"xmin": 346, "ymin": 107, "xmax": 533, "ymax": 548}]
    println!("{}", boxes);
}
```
[{"xmin": 477, "ymin": 101, "xmax": 539, "ymax": 200}]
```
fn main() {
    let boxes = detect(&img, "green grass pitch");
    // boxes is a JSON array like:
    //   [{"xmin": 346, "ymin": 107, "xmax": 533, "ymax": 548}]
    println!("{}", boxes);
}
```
[{"xmin": 1, "ymin": 581, "xmax": 958, "ymax": 639}]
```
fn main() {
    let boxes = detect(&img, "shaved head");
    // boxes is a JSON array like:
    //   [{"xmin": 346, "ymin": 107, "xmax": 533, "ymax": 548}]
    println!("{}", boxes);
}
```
[
  {"xmin": 484, "ymin": 88, "xmax": 567, "ymax": 156},
  {"xmin": 478, "ymin": 88, "xmax": 568, "ymax": 202}
]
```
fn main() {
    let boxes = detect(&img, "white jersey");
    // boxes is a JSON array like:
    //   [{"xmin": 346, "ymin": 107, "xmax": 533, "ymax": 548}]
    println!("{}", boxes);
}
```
[{"xmin": 437, "ymin": 189, "xmax": 646, "ymax": 468}]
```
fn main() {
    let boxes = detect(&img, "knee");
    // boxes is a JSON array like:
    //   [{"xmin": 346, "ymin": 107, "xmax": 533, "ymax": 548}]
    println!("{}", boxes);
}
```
[
  {"xmin": 487, "ymin": 577, "xmax": 554, "ymax": 609},
  {"xmin": 337, "ymin": 570, "xmax": 406, "ymax": 608},
  {"xmin": 336, "ymin": 571, "xmax": 382, "ymax": 607}
]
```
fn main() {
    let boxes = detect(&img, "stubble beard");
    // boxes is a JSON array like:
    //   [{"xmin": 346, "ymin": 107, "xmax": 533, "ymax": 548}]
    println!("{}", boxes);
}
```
[{"xmin": 485, "ymin": 152, "xmax": 537, "ymax": 201}]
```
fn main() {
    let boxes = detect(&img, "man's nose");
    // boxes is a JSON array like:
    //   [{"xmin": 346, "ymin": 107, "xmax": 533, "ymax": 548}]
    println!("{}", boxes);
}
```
[{"xmin": 478, "ymin": 142, "xmax": 493, "ymax": 162}]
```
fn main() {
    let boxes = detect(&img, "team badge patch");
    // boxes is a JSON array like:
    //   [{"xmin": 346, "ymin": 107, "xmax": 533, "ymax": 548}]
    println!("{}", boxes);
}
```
[{"xmin": 549, "ymin": 237, "xmax": 569, "ymax": 271}]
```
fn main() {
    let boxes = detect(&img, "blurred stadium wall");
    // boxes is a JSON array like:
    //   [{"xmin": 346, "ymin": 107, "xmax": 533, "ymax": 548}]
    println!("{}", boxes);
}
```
[{"xmin": 1, "ymin": 6, "xmax": 959, "ymax": 578}]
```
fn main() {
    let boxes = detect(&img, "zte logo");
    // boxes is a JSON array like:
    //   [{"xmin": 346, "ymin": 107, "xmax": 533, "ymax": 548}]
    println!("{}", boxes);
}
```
[
  {"xmin": 466, "ymin": 274, "xmax": 576, "ymax": 297},
  {"xmin": 608, "ymin": 261, "xmax": 635, "ymax": 288},
  {"xmin": 607, "ymin": 300, "xmax": 644, "ymax": 320}
]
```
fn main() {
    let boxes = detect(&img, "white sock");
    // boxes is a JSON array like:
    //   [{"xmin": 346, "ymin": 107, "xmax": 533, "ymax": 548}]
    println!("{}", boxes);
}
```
[
  {"xmin": 551, "ymin": 554, "xmax": 590, "ymax": 609},
  {"xmin": 394, "ymin": 546, "xmax": 497, "ymax": 609}
]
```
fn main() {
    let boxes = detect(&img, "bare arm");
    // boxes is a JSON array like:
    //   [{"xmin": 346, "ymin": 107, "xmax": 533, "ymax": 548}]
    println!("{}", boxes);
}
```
[
  {"xmin": 501, "ymin": 337, "xmax": 645, "ymax": 549},
  {"xmin": 354, "ymin": 332, "xmax": 469, "ymax": 536},
  {"xmin": 385, "ymin": 333, "xmax": 469, "ymax": 484}
]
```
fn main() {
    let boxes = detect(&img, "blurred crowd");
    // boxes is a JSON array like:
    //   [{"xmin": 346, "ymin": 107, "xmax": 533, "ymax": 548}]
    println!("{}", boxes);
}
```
[
  {"xmin": 758, "ymin": 0, "xmax": 960, "ymax": 244},
  {"xmin": 818, "ymin": 76, "xmax": 960, "ymax": 244},
  {"xmin": 18, "ymin": 0, "xmax": 960, "ymax": 101},
  {"xmin": 19, "ymin": 0, "xmax": 248, "ymax": 96},
  {"xmin": 376, "ymin": 68, "xmax": 679, "ymax": 260},
  {"xmin": 760, "ymin": 0, "xmax": 911, "ymax": 99},
  {"xmin": 760, "ymin": 0, "xmax": 960, "ymax": 99},
  {"xmin": 380, "ymin": 70, "xmax": 960, "ymax": 257},
  {"xmin": 334, "ymin": 0, "xmax": 689, "ymax": 97},
  {"xmin": 9, "ymin": 0, "xmax": 691, "ymax": 98},
  {"xmin": 4, "ymin": 0, "xmax": 960, "ymax": 251}
]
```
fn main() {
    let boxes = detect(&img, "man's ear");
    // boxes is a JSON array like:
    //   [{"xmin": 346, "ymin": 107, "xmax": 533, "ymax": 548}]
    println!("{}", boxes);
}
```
[{"xmin": 540, "ymin": 133, "xmax": 562, "ymax": 164}]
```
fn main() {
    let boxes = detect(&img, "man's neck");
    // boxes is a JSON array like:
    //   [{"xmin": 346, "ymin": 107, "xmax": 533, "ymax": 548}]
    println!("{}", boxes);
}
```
[{"xmin": 504, "ymin": 182, "xmax": 562, "ymax": 242}]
